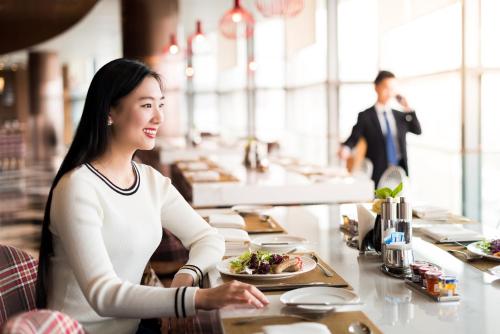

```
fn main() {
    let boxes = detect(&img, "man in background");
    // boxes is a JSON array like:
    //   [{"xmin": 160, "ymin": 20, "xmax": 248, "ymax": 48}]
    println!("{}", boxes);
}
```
[{"xmin": 338, "ymin": 70, "xmax": 422, "ymax": 186}]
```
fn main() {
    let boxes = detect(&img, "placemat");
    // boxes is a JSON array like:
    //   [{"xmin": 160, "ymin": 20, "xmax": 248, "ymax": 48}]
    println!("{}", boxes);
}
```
[
  {"xmin": 220, "ymin": 253, "xmax": 352, "ymax": 294},
  {"xmin": 433, "ymin": 242, "xmax": 499, "ymax": 273},
  {"xmin": 243, "ymin": 214, "xmax": 286, "ymax": 234},
  {"xmin": 185, "ymin": 171, "xmax": 239, "ymax": 183},
  {"xmin": 222, "ymin": 311, "xmax": 383, "ymax": 334}
]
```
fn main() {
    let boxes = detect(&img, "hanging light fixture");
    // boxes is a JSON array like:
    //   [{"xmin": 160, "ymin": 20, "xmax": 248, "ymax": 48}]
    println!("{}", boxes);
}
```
[
  {"xmin": 255, "ymin": 0, "xmax": 304, "ymax": 18},
  {"xmin": 192, "ymin": 20, "xmax": 205, "ymax": 43},
  {"xmin": 165, "ymin": 34, "xmax": 179, "ymax": 55},
  {"xmin": 219, "ymin": 0, "xmax": 255, "ymax": 39}
]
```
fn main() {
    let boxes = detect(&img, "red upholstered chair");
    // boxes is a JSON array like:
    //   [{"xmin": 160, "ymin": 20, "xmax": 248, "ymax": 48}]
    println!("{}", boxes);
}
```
[
  {"xmin": 0, "ymin": 244, "xmax": 85, "ymax": 334},
  {"xmin": 2, "ymin": 310, "xmax": 85, "ymax": 334}
]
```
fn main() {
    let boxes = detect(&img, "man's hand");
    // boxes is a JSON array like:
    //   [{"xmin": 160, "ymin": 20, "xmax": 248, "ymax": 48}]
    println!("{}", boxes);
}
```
[
  {"xmin": 337, "ymin": 145, "xmax": 351, "ymax": 160},
  {"xmin": 396, "ymin": 94, "xmax": 412, "ymax": 112}
]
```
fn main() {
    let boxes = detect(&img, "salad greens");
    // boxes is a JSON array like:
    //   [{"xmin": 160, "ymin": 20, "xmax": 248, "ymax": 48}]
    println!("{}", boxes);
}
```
[
  {"xmin": 477, "ymin": 239, "xmax": 500, "ymax": 255},
  {"xmin": 229, "ymin": 250, "xmax": 286, "ymax": 274}
]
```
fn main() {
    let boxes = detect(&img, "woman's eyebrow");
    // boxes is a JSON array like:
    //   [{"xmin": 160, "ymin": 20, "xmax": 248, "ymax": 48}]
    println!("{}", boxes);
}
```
[{"xmin": 138, "ymin": 96, "xmax": 165, "ymax": 100}]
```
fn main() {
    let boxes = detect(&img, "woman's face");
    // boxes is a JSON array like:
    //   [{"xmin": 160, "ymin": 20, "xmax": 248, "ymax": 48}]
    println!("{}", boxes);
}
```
[{"xmin": 109, "ymin": 76, "xmax": 164, "ymax": 151}]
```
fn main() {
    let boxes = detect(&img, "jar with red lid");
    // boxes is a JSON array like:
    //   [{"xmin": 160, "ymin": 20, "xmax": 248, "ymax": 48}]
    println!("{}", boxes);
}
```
[
  {"xmin": 410, "ymin": 262, "xmax": 425, "ymax": 283},
  {"xmin": 418, "ymin": 266, "xmax": 433, "ymax": 287},
  {"xmin": 425, "ymin": 270, "xmax": 443, "ymax": 296}
]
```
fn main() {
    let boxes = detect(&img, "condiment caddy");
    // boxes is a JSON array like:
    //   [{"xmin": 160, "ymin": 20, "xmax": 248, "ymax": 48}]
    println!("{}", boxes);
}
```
[{"xmin": 404, "ymin": 261, "xmax": 460, "ymax": 302}]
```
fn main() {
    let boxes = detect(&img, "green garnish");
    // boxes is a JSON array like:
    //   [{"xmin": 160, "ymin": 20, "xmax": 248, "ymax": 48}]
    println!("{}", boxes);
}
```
[{"xmin": 374, "ymin": 182, "xmax": 403, "ymax": 199}]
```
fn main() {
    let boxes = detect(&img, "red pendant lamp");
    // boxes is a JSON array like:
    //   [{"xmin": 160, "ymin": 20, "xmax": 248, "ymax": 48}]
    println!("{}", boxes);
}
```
[
  {"xmin": 255, "ymin": 0, "xmax": 304, "ymax": 18},
  {"xmin": 219, "ymin": 0, "xmax": 255, "ymax": 39}
]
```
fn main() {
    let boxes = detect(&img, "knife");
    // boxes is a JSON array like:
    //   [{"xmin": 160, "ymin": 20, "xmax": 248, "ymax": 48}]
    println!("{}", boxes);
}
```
[
  {"xmin": 284, "ymin": 301, "xmax": 364, "ymax": 306},
  {"xmin": 256, "ymin": 282, "xmax": 349, "ymax": 291}
]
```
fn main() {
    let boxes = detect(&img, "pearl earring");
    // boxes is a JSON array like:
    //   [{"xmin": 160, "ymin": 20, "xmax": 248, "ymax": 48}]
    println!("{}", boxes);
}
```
[{"xmin": 107, "ymin": 119, "xmax": 113, "ymax": 126}]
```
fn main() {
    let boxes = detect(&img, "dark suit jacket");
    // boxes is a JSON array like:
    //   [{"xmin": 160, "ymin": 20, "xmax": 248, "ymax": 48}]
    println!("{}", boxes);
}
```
[{"xmin": 342, "ymin": 106, "xmax": 422, "ymax": 186}]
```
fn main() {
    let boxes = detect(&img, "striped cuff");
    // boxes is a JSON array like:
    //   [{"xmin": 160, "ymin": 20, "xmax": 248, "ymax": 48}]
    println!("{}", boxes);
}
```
[
  {"xmin": 178, "ymin": 264, "xmax": 204, "ymax": 287},
  {"xmin": 174, "ymin": 286, "xmax": 199, "ymax": 318}
]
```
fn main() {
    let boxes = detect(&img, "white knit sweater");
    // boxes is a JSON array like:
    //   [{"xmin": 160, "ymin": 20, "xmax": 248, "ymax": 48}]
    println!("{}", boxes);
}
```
[{"xmin": 47, "ymin": 162, "xmax": 225, "ymax": 334}]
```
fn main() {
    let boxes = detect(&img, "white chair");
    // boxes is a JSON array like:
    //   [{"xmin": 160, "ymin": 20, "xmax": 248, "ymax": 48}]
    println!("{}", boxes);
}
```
[{"xmin": 378, "ymin": 165, "xmax": 410, "ymax": 197}]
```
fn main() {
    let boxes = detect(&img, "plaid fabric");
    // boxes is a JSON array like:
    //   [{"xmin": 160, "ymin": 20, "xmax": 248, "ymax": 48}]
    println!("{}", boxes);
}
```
[
  {"xmin": 0, "ymin": 245, "xmax": 38, "ymax": 327},
  {"xmin": 140, "ymin": 263, "xmax": 163, "ymax": 288},
  {"xmin": 2, "ymin": 310, "xmax": 85, "ymax": 334}
]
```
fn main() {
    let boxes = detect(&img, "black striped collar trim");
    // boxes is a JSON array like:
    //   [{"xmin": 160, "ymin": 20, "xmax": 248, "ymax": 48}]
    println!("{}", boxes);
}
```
[{"xmin": 85, "ymin": 161, "xmax": 140, "ymax": 196}]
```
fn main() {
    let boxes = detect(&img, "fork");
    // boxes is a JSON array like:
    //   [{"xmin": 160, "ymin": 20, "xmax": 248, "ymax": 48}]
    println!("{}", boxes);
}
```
[{"xmin": 447, "ymin": 249, "xmax": 482, "ymax": 261}]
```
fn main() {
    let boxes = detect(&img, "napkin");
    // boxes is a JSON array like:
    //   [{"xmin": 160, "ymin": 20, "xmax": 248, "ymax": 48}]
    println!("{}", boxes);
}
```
[
  {"xmin": 186, "ymin": 170, "xmax": 220, "ymax": 182},
  {"xmin": 357, "ymin": 204, "xmax": 376, "ymax": 250},
  {"xmin": 217, "ymin": 228, "xmax": 251, "ymax": 256},
  {"xmin": 263, "ymin": 322, "xmax": 331, "ymax": 334},
  {"xmin": 413, "ymin": 205, "xmax": 450, "ymax": 220},
  {"xmin": 208, "ymin": 214, "xmax": 246, "ymax": 229},
  {"xmin": 216, "ymin": 228, "xmax": 251, "ymax": 245},
  {"xmin": 420, "ymin": 225, "xmax": 483, "ymax": 242}
]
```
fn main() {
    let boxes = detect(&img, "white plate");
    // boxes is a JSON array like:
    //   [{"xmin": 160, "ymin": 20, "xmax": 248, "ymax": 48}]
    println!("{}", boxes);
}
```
[
  {"xmin": 280, "ymin": 287, "xmax": 360, "ymax": 312},
  {"xmin": 231, "ymin": 205, "xmax": 273, "ymax": 215},
  {"xmin": 251, "ymin": 235, "xmax": 308, "ymax": 252},
  {"xmin": 467, "ymin": 241, "xmax": 500, "ymax": 262},
  {"xmin": 216, "ymin": 256, "xmax": 316, "ymax": 280}
]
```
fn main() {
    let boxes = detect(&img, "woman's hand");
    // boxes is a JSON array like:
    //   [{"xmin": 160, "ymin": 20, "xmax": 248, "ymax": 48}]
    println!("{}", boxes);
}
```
[
  {"xmin": 170, "ymin": 273, "xmax": 195, "ymax": 288},
  {"xmin": 194, "ymin": 280, "xmax": 269, "ymax": 310}
]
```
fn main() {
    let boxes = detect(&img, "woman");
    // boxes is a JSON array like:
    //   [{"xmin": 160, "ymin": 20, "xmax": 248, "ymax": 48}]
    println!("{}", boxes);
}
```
[{"xmin": 36, "ymin": 58, "xmax": 268, "ymax": 334}]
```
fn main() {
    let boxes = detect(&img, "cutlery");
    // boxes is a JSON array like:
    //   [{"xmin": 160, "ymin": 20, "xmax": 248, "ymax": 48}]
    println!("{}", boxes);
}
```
[
  {"xmin": 259, "ymin": 214, "xmax": 277, "ymax": 228},
  {"xmin": 348, "ymin": 321, "xmax": 371, "ymax": 334},
  {"xmin": 233, "ymin": 313, "xmax": 323, "ymax": 325},
  {"xmin": 447, "ymin": 249, "xmax": 482, "ymax": 261},
  {"xmin": 307, "ymin": 254, "xmax": 334, "ymax": 277},
  {"xmin": 256, "ymin": 282, "xmax": 348, "ymax": 292},
  {"xmin": 261, "ymin": 242, "xmax": 291, "ymax": 245},
  {"xmin": 284, "ymin": 301, "xmax": 364, "ymax": 306}
]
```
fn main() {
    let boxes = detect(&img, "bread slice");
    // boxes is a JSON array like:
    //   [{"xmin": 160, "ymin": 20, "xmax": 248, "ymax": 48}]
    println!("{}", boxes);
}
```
[{"xmin": 272, "ymin": 256, "xmax": 303, "ymax": 273}]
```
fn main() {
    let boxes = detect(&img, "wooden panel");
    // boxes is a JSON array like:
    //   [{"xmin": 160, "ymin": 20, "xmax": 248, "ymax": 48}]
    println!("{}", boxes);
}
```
[{"xmin": 0, "ymin": 0, "xmax": 98, "ymax": 54}]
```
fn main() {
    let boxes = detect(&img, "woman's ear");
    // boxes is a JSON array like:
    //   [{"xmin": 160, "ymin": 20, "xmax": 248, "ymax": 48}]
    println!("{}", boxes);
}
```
[{"xmin": 108, "ymin": 106, "xmax": 118, "ymax": 126}]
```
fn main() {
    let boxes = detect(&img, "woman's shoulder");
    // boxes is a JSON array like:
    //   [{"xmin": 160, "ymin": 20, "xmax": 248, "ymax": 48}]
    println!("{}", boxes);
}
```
[{"xmin": 54, "ymin": 164, "xmax": 98, "ymax": 193}]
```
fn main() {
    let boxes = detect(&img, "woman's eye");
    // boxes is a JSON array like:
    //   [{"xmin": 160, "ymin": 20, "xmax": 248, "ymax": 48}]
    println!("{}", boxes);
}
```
[
  {"xmin": 142, "ymin": 103, "xmax": 152, "ymax": 108},
  {"xmin": 159, "ymin": 103, "xmax": 165, "ymax": 108}
]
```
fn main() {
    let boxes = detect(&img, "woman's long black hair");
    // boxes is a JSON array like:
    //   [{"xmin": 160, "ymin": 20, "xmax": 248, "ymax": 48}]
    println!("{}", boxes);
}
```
[{"xmin": 36, "ymin": 58, "xmax": 163, "ymax": 308}]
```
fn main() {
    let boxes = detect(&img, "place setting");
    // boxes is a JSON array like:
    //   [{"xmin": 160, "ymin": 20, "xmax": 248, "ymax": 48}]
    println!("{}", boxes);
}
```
[{"xmin": 216, "ymin": 248, "xmax": 351, "ymax": 292}]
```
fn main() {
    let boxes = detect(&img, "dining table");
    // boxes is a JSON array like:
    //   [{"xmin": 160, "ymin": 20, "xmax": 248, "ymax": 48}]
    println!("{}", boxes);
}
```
[{"xmin": 202, "ymin": 204, "xmax": 500, "ymax": 334}]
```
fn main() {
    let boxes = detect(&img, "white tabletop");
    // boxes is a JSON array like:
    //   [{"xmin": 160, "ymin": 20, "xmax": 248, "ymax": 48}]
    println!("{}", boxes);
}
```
[
  {"xmin": 175, "ymin": 154, "xmax": 374, "ymax": 207},
  {"xmin": 208, "ymin": 204, "xmax": 500, "ymax": 334}
]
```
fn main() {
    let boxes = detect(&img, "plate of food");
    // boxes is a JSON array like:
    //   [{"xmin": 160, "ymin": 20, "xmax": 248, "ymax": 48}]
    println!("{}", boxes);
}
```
[
  {"xmin": 217, "ymin": 250, "xmax": 316, "ymax": 279},
  {"xmin": 467, "ymin": 239, "xmax": 500, "ymax": 261}
]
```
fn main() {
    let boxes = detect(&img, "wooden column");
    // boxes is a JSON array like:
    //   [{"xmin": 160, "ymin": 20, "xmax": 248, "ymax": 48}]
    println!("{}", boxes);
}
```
[
  {"xmin": 28, "ymin": 51, "xmax": 64, "ymax": 170},
  {"xmin": 121, "ymin": 0, "xmax": 179, "ymax": 69}
]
